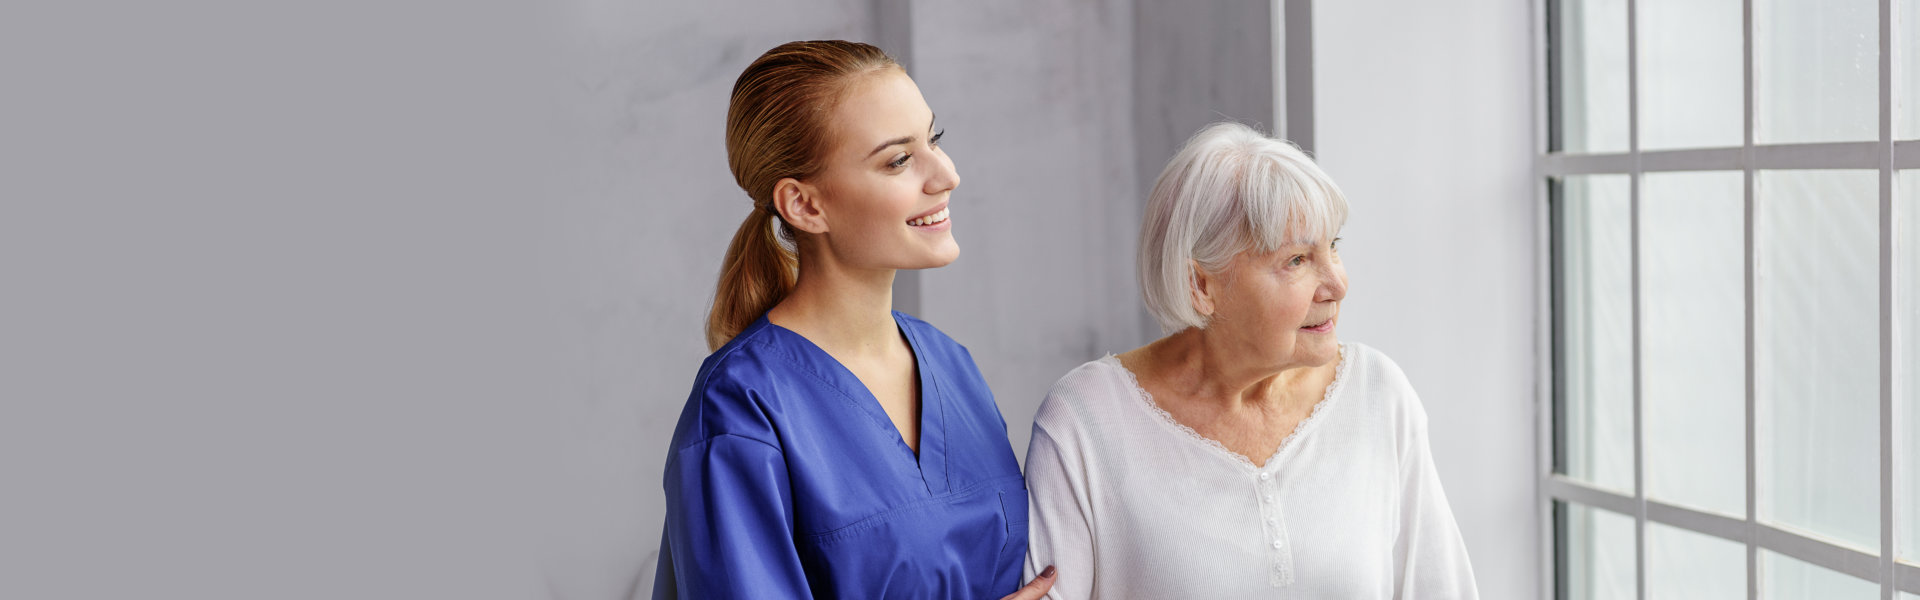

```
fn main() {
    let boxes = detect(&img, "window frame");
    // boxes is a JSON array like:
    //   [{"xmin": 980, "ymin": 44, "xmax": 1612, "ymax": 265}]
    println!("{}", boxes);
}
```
[{"xmin": 1534, "ymin": 0, "xmax": 1920, "ymax": 597}]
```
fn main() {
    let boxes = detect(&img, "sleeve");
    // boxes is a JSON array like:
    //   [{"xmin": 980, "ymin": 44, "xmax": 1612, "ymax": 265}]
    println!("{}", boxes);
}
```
[
  {"xmin": 1022, "ymin": 423, "xmax": 1095, "ymax": 600},
  {"xmin": 1392, "ymin": 397, "xmax": 1481, "ymax": 600},
  {"xmin": 655, "ymin": 434, "xmax": 812, "ymax": 600}
]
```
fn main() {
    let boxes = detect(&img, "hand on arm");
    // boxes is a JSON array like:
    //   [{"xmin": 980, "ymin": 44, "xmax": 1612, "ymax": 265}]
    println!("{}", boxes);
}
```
[{"xmin": 998, "ymin": 565, "xmax": 1057, "ymax": 600}]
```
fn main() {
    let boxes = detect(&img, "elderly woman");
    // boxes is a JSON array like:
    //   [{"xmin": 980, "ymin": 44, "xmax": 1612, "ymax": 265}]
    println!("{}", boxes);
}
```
[{"xmin": 1022, "ymin": 122, "xmax": 1478, "ymax": 598}]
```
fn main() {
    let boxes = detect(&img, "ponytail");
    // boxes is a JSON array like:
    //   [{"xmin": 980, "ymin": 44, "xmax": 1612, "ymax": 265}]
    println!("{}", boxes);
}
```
[
  {"xmin": 706, "ymin": 209, "xmax": 797, "ymax": 350},
  {"xmin": 704, "ymin": 40, "xmax": 898, "ymax": 350}
]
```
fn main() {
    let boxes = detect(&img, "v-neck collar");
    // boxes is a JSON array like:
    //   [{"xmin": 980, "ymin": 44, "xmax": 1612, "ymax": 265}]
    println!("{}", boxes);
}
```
[
  {"xmin": 759, "ymin": 311, "xmax": 950, "ymax": 495},
  {"xmin": 1105, "ymin": 343, "xmax": 1352, "ymax": 473}
]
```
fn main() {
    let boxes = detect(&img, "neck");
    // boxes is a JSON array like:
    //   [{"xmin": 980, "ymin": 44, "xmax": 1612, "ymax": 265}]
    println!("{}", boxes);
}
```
[
  {"xmin": 1147, "ymin": 328, "xmax": 1324, "ymax": 411},
  {"xmin": 767, "ymin": 248, "xmax": 901, "ymax": 356}
]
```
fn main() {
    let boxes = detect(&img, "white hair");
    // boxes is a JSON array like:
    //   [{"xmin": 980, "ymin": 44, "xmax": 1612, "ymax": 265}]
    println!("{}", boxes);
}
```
[{"xmin": 1138, "ymin": 121, "xmax": 1349, "ymax": 334}]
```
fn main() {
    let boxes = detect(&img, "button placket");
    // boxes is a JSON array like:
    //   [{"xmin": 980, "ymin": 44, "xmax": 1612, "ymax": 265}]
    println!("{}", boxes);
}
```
[{"xmin": 1255, "ymin": 470, "xmax": 1293, "ymax": 587}]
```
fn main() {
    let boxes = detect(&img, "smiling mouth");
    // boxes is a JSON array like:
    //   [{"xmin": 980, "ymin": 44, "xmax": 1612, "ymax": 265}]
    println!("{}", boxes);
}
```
[
  {"xmin": 907, "ymin": 207, "xmax": 949, "ymax": 227},
  {"xmin": 1300, "ymin": 316, "xmax": 1335, "ymax": 332}
]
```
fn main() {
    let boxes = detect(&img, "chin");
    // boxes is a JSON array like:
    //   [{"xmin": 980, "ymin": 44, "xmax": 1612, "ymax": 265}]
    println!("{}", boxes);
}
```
[
  {"xmin": 1305, "ymin": 336, "xmax": 1341, "ymax": 364},
  {"xmin": 909, "ymin": 241, "xmax": 960, "ymax": 269}
]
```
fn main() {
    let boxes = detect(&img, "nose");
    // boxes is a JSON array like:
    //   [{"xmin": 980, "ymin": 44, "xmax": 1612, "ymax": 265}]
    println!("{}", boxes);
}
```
[
  {"xmin": 924, "ymin": 144, "xmax": 961, "ymax": 196},
  {"xmin": 1316, "ymin": 262, "xmax": 1348, "ymax": 303}
]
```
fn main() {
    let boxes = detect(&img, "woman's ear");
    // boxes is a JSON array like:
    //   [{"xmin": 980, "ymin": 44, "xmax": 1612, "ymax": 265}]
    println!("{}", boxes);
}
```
[
  {"xmin": 772, "ymin": 177, "xmax": 829, "ymax": 235},
  {"xmin": 1188, "ymin": 259, "xmax": 1216, "ymax": 318}
]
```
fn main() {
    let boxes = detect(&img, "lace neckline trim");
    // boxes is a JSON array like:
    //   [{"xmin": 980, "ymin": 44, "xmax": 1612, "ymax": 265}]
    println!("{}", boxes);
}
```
[{"xmin": 1102, "ymin": 344, "xmax": 1352, "ymax": 472}]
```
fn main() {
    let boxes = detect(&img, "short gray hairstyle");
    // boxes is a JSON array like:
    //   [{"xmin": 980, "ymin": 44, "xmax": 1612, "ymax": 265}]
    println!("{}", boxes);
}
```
[{"xmin": 1138, "ymin": 122, "xmax": 1349, "ymax": 333}]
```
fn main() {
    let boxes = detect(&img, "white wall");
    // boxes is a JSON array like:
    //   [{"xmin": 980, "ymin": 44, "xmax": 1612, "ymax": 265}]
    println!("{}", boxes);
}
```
[{"xmin": 1312, "ymin": 1, "xmax": 1542, "ymax": 599}]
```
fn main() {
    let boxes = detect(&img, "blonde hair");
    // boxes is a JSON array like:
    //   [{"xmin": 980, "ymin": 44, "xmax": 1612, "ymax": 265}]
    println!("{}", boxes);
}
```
[
  {"xmin": 707, "ymin": 40, "xmax": 900, "ymax": 350},
  {"xmin": 1138, "ymin": 122, "xmax": 1349, "ymax": 333}
]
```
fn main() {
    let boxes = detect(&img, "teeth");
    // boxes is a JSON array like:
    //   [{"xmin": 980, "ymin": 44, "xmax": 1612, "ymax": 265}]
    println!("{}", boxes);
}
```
[{"xmin": 909, "ymin": 207, "xmax": 949, "ymax": 226}]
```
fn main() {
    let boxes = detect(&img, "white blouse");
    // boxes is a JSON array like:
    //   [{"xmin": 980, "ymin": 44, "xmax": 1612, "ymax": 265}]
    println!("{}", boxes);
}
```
[{"xmin": 1022, "ymin": 342, "xmax": 1479, "ymax": 599}]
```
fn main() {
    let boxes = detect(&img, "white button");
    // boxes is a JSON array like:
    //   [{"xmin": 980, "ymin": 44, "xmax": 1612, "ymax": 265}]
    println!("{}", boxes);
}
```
[
  {"xmin": 1268, "ymin": 517, "xmax": 1277, "ymax": 525},
  {"xmin": 1259, "ymin": 472, "xmax": 1271, "ymax": 481},
  {"xmin": 1264, "ymin": 495, "xmax": 1274, "ymax": 503},
  {"xmin": 1272, "ymin": 540, "xmax": 1284, "ymax": 549}
]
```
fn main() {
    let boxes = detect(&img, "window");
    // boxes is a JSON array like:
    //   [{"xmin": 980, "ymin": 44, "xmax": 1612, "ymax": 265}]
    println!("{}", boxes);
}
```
[{"xmin": 1544, "ymin": 0, "xmax": 1920, "ymax": 597}]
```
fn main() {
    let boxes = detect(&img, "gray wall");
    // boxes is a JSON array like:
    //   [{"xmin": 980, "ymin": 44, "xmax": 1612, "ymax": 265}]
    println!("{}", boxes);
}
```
[
  {"xmin": 1312, "ymin": 1, "xmax": 1542, "ymax": 599},
  {"xmin": 1133, "ymin": 0, "xmax": 1279, "ymax": 200}
]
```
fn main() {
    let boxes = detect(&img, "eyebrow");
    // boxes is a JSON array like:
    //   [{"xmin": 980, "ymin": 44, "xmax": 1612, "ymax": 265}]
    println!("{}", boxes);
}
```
[
  {"xmin": 864, "ymin": 113, "xmax": 939, "ymax": 158},
  {"xmin": 1275, "ymin": 237, "xmax": 1336, "ymax": 251}
]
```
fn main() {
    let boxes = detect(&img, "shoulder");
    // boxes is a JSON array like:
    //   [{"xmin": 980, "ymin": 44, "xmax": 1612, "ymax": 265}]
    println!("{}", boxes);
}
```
[
  {"xmin": 1032, "ymin": 357, "xmax": 1137, "ymax": 438},
  {"xmin": 673, "ymin": 320, "xmax": 800, "ymax": 450},
  {"xmin": 1336, "ymin": 341, "xmax": 1432, "ymax": 433},
  {"xmin": 1344, "ymin": 341, "xmax": 1416, "ymax": 393}
]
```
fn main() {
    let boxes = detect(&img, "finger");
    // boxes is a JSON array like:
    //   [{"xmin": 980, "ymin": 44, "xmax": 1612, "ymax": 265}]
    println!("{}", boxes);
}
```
[{"xmin": 998, "ymin": 565, "xmax": 1057, "ymax": 600}]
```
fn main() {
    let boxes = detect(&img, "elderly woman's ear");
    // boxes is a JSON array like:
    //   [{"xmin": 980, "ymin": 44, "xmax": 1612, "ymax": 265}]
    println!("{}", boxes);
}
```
[{"xmin": 1187, "ymin": 259, "xmax": 1216, "ymax": 318}]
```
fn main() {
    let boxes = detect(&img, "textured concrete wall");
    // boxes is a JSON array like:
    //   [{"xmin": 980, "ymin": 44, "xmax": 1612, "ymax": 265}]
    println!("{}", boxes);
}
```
[{"xmin": 1133, "ymin": 0, "xmax": 1279, "ymax": 199}]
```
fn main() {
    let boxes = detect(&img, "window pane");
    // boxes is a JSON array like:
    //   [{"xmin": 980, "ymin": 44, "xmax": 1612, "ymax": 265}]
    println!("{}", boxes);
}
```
[
  {"xmin": 1648, "ymin": 522, "xmax": 1745, "ymax": 600},
  {"xmin": 1756, "ymin": 170, "xmax": 1881, "ymax": 551},
  {"xmin": 1760, "ymin": 550, "xmax": 1880, "ymax": 599},
  {"xmin": 1902, "ymin": 170, "xmax": 1920, "ymax": 562},
  {"xmin": 1560, "ymin": 175, "xmax": 1634, "ymax": 494},
  {"xmin": 1558, "ymin": 0, "xmax": 1630, "ymax": 153},
  {"xmin": 1639, "ymin": 0, "xmax": 1743, "ymax": 150},
  {"xmin": 1561, "ymin": 502, "xmax": 1637, "ymax": 600},
  {"xmin": 1754, "ymin": 0, "xmax": 1879, "ymax": 144},
  {"xmin": 1641, "ymin": 172, "xmax": 1746, "ymax": 517},
  {"xmin": 1897, "ymin": 0, "xmax": 1919, "ymax": 140}
]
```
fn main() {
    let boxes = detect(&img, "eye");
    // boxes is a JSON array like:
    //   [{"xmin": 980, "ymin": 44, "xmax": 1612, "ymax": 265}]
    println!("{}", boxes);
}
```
[
  {"xmin": 1288, "ymin": 255, "xmax": 1307, "ymax": 267},
  {"xmin": 930, "ymin": 128, "xmax": 945, "ymax": 147},
  {"xmin": 1330, "ymin": 237, "xmax": 1342, "ymax": 251},
  {"xmin": 888, "ymin": 152, "xmax": 913, "ymax": 169}
]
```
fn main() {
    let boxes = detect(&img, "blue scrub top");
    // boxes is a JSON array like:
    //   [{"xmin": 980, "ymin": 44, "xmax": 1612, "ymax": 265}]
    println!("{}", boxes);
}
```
[{"xmin": 652, "ymin": 312, "xmax": 1029, "ymax": 599}]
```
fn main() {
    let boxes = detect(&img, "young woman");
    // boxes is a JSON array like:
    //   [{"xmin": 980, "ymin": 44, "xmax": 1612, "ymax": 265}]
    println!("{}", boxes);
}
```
[{"xmin": 651, "ymin": 41, "xmax": 1055, "ymax": 599}]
